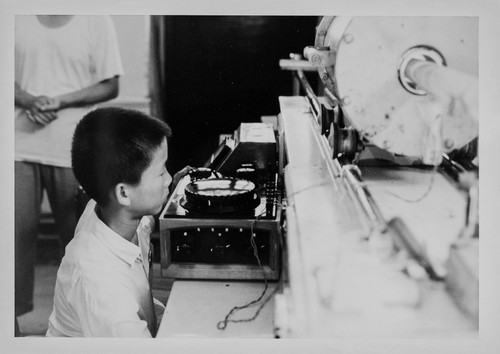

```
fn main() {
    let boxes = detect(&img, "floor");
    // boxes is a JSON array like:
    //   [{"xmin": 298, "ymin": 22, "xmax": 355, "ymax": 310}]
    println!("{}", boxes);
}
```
[{"xmin": 16, "ymin": 226, "xmax": 173, "ymax": 336}]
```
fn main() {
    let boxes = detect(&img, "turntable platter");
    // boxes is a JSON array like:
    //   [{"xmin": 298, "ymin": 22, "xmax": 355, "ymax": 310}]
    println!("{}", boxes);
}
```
[{"xmin": 180, "ymin": 178, "xmax": 261, "ymax": 214}]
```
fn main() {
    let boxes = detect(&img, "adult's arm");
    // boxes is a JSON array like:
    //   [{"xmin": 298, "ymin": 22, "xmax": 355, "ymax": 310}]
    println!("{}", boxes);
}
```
[
  {"xmin": 15, "ymin": 82, "xmax": 35, "ymax": 109},
  {"xmin": 15, "ymin": 82, "xmax": 57, "ymax": 125},
  {"xmin": 39, "ymin": 76, "xmax": 120, "ymax": 112}
]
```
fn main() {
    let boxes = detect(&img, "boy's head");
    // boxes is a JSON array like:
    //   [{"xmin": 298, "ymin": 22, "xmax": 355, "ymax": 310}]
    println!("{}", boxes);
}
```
[{"xmin": 72, "ymin": 107, "xmax": 173, "ymax": 211}]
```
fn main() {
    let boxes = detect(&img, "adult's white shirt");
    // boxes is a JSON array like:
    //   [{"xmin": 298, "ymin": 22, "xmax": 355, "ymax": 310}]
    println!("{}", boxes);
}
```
[
  {"xmin": 46, "ymin": 200, "xmax": 161, "ymax": 337},
  {"xmin": 15, "ymin": 15, "xmax": 124, "ymax": 167}
]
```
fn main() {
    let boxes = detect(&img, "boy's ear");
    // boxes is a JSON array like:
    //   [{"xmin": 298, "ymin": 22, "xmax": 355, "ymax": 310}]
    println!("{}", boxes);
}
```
[{"xmin": 114, "ymin": 183, "xmax": 131, "ymax": 206}]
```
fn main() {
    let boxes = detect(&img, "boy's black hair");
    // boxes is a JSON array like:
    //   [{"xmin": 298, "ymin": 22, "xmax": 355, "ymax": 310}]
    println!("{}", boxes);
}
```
[{"xmin": 71, "ymin": 107, "xmax": 172, "ymax": 206}]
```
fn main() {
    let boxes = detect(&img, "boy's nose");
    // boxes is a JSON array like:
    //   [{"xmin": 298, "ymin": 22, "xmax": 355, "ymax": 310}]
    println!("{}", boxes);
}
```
[{"xmin": 165, "ymin": 172, "xmax": 173, "ymax": 188}]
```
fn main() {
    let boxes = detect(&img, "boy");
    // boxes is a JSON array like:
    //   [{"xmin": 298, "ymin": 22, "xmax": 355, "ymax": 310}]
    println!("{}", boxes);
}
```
[{"xmin": 46, "ymin": 107, "xmax": 187, "ymax": 337}]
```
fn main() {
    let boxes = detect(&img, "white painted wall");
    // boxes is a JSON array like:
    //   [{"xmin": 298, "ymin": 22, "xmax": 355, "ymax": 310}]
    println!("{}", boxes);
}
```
[{"xmin": 102, "ymin": 15, "xmax": 150, "ymax": 113}]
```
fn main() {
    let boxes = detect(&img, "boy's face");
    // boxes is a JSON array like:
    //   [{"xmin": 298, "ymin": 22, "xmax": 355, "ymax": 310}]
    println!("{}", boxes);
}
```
[{"xmin": 126, "ymin": 137, "xmax": 172, "ymax": 217}]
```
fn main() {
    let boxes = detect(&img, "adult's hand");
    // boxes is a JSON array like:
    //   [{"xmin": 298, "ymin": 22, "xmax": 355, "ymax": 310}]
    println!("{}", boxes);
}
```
[
  {"xmin": 25, "ymin": 96, "xmax": 58, "ymax": 125},
  {"xmin": 36, "ymin": 96, "xmax": 61, "ymax": 112}
]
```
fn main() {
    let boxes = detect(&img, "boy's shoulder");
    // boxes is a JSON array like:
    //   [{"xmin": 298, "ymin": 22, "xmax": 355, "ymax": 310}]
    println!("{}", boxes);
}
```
[
  {"xmin": 67, "ymin": 203, "xmax": 115, "ymax": 266},
  {"xmin": 63, "ymin": 233, "xmax": 129, "ymax": 293}
]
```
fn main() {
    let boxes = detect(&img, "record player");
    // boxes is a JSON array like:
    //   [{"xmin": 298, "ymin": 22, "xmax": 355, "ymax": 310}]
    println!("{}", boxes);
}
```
[{"xmin": 159, "ymin": 123, "xmax": 282, "ymax": 280}]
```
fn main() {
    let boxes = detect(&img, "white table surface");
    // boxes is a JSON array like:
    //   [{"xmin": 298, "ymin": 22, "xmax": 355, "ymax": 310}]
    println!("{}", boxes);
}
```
[{"xmin": 157, "ymin": 280, "xmax": 277, "ymax": 338}]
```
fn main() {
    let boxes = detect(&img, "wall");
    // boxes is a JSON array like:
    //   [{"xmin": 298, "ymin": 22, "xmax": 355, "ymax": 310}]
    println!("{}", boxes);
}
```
[
  {"xmin": 158, "ymin": 16, "xmax": 319, "ymax": 172},
  {"xmin": 101, "ymin": 15, "xmax": 150, "ymax": 113}
]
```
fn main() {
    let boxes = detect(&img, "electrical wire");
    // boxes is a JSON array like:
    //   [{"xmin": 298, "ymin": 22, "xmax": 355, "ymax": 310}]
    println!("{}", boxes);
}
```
[
  {"xmin": 216, "ymin": 204, "xmax": 283, "ymax": 330},
  {"xmin": 381, "ymin": 165, "xmax": 439, "ymax": 203},
  {"xmin": 215, "ymin": 177, "xmax": 332, "ymax": 329}
]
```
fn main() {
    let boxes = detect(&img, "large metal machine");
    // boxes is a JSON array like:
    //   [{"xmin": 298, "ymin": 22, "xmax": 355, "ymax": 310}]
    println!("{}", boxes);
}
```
[
  {"xmin": 276, "ymin": 16, "xmax": 478, "ymax": 337},
  {"xmin": 303, "ymin": 16, "xmax": 478, "ymax": 164},
  {"xmin": 157, "ymin": 16, "xmax": 479, "ymax": 339}
]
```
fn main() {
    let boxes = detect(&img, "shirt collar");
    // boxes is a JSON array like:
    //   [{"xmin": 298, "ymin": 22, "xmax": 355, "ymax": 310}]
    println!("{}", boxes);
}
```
[{"xmin": 90, "ymin": 204, "xmax": 149, "ymax": 267}]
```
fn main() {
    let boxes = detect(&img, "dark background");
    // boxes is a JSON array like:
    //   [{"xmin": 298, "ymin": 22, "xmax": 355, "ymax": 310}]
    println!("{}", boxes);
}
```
[{"xmin": 154, "ymin": 16, "xmax": 319, "ymax": 172}]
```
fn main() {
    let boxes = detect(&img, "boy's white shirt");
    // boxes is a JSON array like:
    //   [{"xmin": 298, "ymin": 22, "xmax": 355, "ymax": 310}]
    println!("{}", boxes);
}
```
[{"xmin": 46, "ymin": 199, "xmax": 164, "ymax": 337}]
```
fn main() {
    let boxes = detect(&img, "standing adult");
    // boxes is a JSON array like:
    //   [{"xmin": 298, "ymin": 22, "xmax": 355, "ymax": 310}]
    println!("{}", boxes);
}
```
[{"xmin": 14, "ymin": 15, "xmax": 123, "ymax": 327}]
